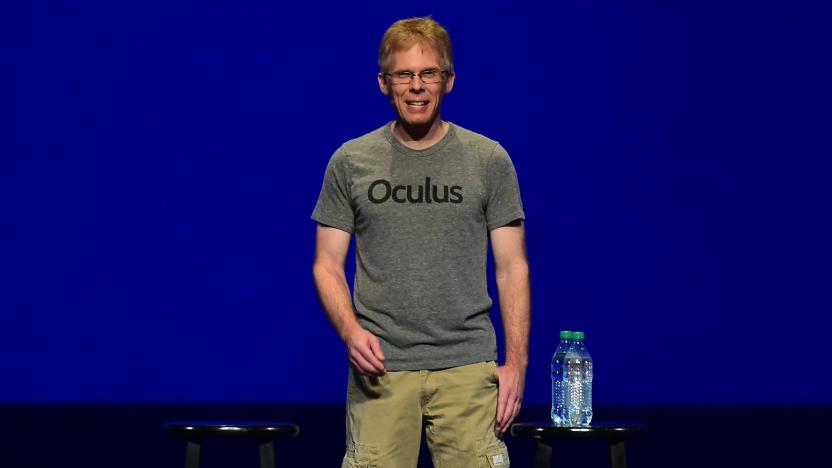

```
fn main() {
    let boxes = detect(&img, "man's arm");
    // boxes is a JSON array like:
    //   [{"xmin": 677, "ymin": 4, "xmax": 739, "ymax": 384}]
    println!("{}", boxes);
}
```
[
  {"xmin": 312, "ymin": 224, "xmax": 385, "ymax": 376},
  {"xmin": 490, "ymin": 219, "xmax": 530, "ymax": 433}
]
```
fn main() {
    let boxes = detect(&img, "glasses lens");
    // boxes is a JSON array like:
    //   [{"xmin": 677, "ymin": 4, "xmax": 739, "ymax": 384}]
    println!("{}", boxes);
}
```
[
  {"xmin": 391, "ymin": 72, "xmax": 412, "ymax": 84},
  {"xmin": 421, "ymin": 70, "xmax": 439, "ymax": 83}
]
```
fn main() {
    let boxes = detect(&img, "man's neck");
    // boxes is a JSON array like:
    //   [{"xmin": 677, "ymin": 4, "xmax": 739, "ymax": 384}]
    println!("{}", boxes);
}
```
[{"xmin": 391, "ymin": 119, "xmax": 449, "ymax": 150}]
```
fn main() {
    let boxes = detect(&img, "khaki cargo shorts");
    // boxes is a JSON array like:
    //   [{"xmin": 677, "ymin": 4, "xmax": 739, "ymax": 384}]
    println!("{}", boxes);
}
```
[{"xmin": 342, "ymin": 360, "xmax": 510, "ymax": 468}]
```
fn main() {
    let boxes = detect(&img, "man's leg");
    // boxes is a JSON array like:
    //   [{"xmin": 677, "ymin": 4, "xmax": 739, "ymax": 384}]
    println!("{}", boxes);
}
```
[
  {"xmin": 342, "ymin": 367, "xmax": 423, "ymax": 467},
  {"xmin": 423, "ymin": 361, "xmax": 511, "ymax": 468}
]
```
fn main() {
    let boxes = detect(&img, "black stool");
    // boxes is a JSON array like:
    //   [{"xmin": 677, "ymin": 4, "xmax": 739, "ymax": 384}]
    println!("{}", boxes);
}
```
[
  {"xmin": 511, "ymin": 422, "xmax": 646, "ymax": 468},
  {"xmin": 165, "ymin": 421, "xmax": 300, "ymax": 468}
]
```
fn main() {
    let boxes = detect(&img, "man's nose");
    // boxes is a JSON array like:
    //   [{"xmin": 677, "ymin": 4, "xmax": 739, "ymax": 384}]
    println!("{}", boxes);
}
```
[{"xmin": 409, "ymin": 76, "xmax": 424, "ymax": 92}]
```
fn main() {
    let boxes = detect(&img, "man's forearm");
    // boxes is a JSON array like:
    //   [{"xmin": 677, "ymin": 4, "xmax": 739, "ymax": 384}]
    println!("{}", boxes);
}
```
[
  {"xmin": 496, "ymin": 261, "xmax": 530, "ymax": 369},
  {"xmin": 312, "ymin": 262, "xmax": 360, "ymax": 341}
]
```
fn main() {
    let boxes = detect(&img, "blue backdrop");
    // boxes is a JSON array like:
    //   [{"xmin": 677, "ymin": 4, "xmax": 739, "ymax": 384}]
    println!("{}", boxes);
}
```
[{"xmin": 3, "ymin": 0, "xmax": 830, "ymax": 405}]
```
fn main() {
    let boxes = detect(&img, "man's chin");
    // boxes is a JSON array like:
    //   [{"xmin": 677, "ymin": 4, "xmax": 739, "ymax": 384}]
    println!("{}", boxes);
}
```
[{"xmin": 397, "ymin": 113, "xmax": 439, "ymax": 129}]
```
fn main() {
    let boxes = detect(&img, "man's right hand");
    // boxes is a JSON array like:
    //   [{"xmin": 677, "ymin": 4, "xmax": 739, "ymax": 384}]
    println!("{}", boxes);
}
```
[
  {"xmin": 313, "ymin": 224, "xmax": 385, "ymax": 376},
  {"xmin": 343, "ymin": 325, "xmax": 386, "ymax": 376}
]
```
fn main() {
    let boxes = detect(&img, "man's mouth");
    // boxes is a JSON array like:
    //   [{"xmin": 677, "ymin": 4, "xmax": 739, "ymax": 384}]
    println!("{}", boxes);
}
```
[{"xmin": 406, "ymin": 100, "xmax": 429, "ymax": 107}]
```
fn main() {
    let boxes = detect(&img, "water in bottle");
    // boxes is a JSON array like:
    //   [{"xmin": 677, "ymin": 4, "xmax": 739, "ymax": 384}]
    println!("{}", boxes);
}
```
[
  {"xmin": 550, "ymin": 331, "xmax": 573, "ymax": 426},
  {"xmin": 565, "ymin": 331, "xmax": 593, "ymax": 427}
]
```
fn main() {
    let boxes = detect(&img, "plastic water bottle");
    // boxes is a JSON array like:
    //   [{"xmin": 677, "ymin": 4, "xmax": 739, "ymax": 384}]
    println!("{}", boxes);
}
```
[
  {"xmin": 565, "ymin": 331, "xmax": 593, "ymax": 427},
  {"xmin": 550, "ymin": 331, "xmax": 573, "ymax": 426}
]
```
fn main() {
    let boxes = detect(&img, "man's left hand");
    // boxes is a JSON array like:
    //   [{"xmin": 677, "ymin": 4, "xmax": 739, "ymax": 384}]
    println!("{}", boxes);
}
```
[{"xmin": 495, "ymin": 363, "xmax": 526, "ymax": 433}]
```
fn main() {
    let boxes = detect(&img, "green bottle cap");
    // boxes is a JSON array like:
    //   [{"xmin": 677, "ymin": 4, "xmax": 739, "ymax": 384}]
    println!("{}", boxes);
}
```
[
  {"xmin": 573, "ymin": 331, "xmax": 585, "ymax": 340},
  {"xmin": 559, "ymin": 330, "xmax": 574, "ymax": 339}
]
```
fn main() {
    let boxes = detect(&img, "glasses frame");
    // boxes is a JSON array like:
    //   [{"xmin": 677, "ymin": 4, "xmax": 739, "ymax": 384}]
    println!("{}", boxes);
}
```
[{"xmin": 382, "ymin": 68, "xmax": 450, "ymax": 85}]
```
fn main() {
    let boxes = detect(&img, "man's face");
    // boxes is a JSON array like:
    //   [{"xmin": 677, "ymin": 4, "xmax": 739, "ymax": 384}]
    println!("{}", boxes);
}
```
[{"xmin": 378, "ymin": 42, "xmax": 455, "ymax": 128}]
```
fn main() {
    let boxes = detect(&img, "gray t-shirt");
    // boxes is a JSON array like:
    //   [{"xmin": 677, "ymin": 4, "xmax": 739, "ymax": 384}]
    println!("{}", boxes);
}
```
[{"xmin": 312, "ymin": 122, "xmax": 525, "ymax": 370}]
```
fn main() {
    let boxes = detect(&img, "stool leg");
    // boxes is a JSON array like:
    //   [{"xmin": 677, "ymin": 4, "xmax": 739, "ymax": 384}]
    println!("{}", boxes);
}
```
[
  {"xmin": 534, "ymin": 441, "xmax": 553, "ymax": 468},
  {"xmin": 609, "ymin": 440, "xmax": 627, "ymax": 468},
  {"xmin": 259, "ymin": 440, "xmax": 276, "ymax": 468},
  {"xmin": 184, "ymin": 441, "xmax": 201, "ymax": 468}
]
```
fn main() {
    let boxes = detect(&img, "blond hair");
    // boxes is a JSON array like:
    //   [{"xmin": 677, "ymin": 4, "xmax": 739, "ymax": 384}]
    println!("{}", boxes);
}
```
[{"xmin": 378, "ymin": 17, "xmax": 454, "ymax": 74}]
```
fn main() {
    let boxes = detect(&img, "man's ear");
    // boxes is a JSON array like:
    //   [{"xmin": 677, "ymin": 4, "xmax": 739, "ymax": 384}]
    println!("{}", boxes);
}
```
[
  {"xmin": 378, "ymin": 73, "xmax": 390, "ymax": 95},
  {"xmin": 443, "ymin": 72, "xmax": 456, "ymax": 94}
]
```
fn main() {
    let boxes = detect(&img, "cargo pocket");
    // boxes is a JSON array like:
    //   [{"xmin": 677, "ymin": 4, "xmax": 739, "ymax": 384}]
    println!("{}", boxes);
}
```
[
  {"xmin": 341, "ymin": 441, "xmax": 379, "ymax": 468},
  {"xmin": 476, "ymin": 436, "xmax": 510, "ymax": 468}
]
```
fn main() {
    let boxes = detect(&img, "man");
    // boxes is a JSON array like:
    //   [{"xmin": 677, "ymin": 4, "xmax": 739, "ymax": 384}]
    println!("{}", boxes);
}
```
[{"xmin": 312, "ymin": 17, "xmax": 529, "ymax": 467}]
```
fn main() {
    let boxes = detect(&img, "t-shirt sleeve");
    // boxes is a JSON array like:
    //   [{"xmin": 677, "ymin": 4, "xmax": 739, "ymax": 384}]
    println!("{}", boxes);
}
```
[
  {"xmin": 311, "ymin": 148, "xmax": 355, "ymax": 233},
  {"xmin": 485, "ymin": 143, "xmax": 526, "ymax": 231}
]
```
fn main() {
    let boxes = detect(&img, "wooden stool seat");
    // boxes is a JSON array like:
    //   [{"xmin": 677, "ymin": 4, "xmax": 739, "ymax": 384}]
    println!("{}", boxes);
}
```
[
  {"xmin": 511, "ymin": 422, "xmax": 646, "ymax": 468},
  {"xmin": 165, "ymin": 421, "xmax": 299, "ymax": 468}
]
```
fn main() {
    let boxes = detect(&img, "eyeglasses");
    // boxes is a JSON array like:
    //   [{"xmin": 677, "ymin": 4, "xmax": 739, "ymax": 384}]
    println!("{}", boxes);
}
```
[{"xmin": 383, "ymin": 68, "xmax": 448, "ymax": 85}]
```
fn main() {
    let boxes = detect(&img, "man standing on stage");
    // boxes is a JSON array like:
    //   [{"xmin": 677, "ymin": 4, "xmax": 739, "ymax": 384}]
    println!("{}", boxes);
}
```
[{"xmin": 312, "ymin": 17, "xmax": 530, "ymax": 467}]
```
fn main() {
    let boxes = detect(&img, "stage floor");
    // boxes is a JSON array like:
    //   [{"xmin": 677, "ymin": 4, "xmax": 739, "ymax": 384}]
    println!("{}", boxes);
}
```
[{"xmin": 0, "ymin": 404, "xmax": 826, "ymax": 467}]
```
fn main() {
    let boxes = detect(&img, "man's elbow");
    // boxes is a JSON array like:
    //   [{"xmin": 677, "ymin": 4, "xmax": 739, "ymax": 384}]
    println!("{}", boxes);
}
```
[
  {"xmin": 312, "ymin": 261, "xmax": 329, "ymax": 281},
  {"xmin": 495, "ymin": 258, "xmax": 529, "ymax": 283},
  {"xmin": 313, "ymin": 260, "xmax": 343, "ymax": 283}
]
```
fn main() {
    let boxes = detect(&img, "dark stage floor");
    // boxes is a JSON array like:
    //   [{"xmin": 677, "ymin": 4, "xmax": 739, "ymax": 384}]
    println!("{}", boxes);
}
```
[{"xmin": 0, "ymin": 404, "xmax": 826, "ymax": 467}]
